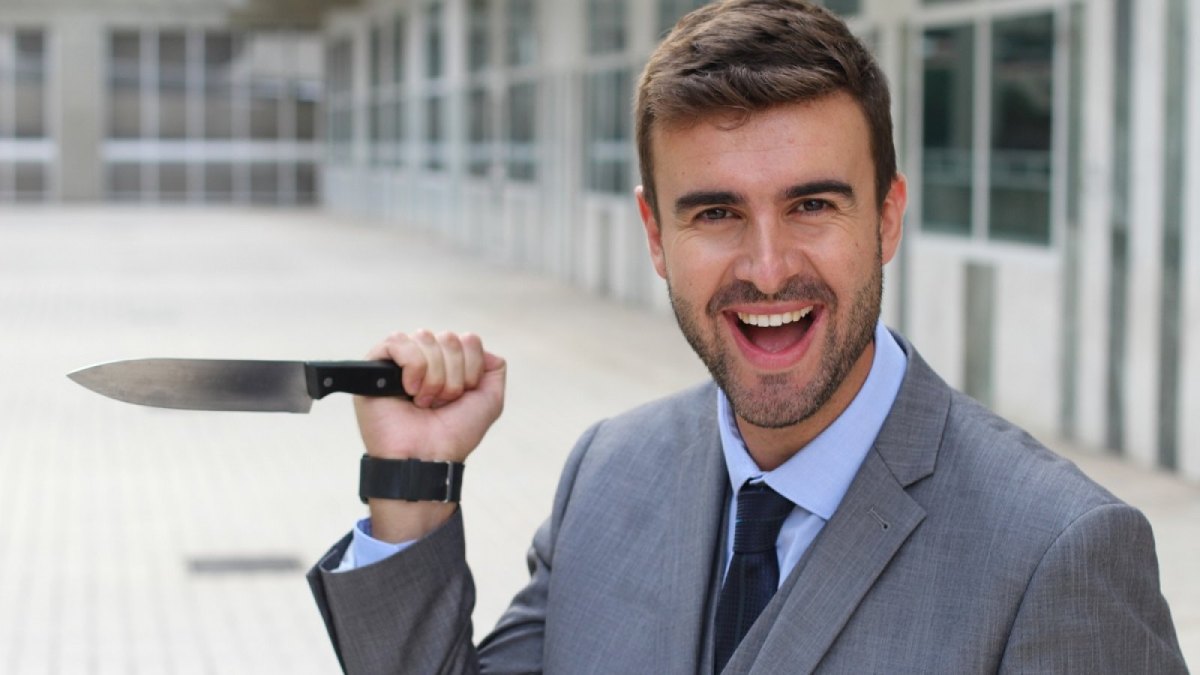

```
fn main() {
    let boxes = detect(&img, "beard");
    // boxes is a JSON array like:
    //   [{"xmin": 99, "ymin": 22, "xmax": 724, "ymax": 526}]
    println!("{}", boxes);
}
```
[{"xmin": 668, "ymin": 246, "xmax": 883, "ymax": 430}]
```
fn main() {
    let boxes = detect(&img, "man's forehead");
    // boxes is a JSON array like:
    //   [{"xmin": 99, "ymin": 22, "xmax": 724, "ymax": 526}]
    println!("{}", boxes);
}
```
[{"xmin": 651, "ymin": 97, "xmax": 872, "ymax": 173}]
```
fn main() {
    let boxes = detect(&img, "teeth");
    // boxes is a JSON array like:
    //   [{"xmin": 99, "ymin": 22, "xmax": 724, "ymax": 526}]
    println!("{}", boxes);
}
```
[{"xmin": 736, "ymin": 307, "xmax": 812, "ymax": 328}]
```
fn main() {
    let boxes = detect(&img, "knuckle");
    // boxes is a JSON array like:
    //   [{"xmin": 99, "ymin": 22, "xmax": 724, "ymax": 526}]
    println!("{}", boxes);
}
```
[{"xmin": 438, "ymin": 331, "xmax": 463, "ymax": 352}]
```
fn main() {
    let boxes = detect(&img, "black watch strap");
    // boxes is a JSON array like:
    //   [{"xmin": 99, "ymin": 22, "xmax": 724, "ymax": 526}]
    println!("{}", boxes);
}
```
[{"xmin": 358, "ymin": 455, "xmax": 465, "ymax": 503}]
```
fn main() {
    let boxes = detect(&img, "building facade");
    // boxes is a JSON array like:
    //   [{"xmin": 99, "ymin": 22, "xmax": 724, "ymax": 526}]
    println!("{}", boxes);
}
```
[
  {"xmin": 0, "ymin": 0, "xmax": 323, "ymax": 204},
  {"xmin": 319, "ymin": 0, "xmax": 1200, "ymax": 480}
]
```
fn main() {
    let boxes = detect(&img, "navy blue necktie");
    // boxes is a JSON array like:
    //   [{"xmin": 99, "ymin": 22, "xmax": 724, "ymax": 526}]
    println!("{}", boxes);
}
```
[{"xmin": 713, "ymin": 482, "xmax": 794, "ymax": 673}]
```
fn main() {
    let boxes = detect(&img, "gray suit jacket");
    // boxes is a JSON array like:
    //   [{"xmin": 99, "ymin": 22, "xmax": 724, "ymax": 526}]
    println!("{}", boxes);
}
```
[{"xmin": 309, "ymin": 340, "xmax": 1186, "ymax": 674}]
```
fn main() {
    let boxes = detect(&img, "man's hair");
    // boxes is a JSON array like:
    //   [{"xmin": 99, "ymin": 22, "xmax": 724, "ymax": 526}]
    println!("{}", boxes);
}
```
[{"xmin": 635, "ymin": 0, "xmax": 896, "ymax": 217}]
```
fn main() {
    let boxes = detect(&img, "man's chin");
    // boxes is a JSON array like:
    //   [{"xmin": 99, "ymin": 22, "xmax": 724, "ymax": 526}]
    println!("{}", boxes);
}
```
[{"xmin": 720, "ymin": 372, "xmax": 826, "ymax": 430}]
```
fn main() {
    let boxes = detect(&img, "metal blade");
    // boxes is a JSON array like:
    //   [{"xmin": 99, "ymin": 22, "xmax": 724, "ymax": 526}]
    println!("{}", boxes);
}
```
[{"xmin": 67, "ymin": 358, "xmax": 313, "ymax": 413}]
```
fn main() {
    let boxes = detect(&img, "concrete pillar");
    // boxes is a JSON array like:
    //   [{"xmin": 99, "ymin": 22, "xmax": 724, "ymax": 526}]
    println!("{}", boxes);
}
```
[
  {"xmin": 1181, "ymin": 0, "xmax": 1200, "ymax": 480},
  {"xmin": 56, "ymin": 14, "xmax": 104, "ymax": 201},
  {"xmin": 1075, "ymin": 0, "xmax": 1115, "ymax": 452},
  {"xmin": 1125, "ymin": 0, "xmax": 1166, "ymax": 467}
]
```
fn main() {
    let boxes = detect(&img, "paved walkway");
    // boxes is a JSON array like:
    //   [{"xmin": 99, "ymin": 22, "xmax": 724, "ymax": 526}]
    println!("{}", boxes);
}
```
[{"xmin": 1, "ymin": 206, "xmax": 1195, "ymax": 672}]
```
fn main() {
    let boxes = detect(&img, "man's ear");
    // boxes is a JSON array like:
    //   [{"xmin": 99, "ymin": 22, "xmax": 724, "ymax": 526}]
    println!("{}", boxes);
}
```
[
  {"xmin": 636, "ymin": 186, "xmax": 668, "ymax": 279},
  {"xmin": 879, "ymin": 173, "xmax": 907, "ymax": 266}
]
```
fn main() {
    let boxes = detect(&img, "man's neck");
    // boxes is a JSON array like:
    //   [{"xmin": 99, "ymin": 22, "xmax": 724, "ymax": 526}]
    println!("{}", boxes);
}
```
[{"xmin": 737, "ymin": 340, "xmax": 877, "ymax": 471}]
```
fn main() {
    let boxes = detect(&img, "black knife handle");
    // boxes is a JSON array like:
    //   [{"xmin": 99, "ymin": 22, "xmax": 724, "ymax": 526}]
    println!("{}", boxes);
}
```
[{"xmin": 305, "ymin": 361, "xmax": 410, "ymax": 400}]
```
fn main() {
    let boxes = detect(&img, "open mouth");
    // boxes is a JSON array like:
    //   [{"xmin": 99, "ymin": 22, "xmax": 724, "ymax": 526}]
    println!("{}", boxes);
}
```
[{"xmin": 732, "ymin": 306, "xmax": 816, "ymax": 354}]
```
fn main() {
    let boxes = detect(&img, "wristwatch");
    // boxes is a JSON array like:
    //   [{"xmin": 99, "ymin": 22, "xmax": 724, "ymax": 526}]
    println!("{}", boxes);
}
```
[{"xmin": 358, "ymin": 454, "xmax": 465, "ymax": 503}]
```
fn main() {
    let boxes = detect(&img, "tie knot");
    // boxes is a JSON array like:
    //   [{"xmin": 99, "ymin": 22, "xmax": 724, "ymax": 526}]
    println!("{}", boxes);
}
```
[{"xmin": 732, "ymin": 482, "xmax": 793, "ymax": 554}]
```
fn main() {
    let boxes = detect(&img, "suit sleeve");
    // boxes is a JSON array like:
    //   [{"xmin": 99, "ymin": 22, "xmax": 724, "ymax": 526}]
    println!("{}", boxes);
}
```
[
  {"xmin": 307, "ymin": 422, "xmax": 601, "ymax": 675},
  {"xmin": 999, "ymin": 502, "xmax": 1187, "ymax": 673}
]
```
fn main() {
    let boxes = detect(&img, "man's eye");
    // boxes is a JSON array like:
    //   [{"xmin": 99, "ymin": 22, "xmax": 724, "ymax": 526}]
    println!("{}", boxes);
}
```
[
  {"xmin": 698, "ymin": 207, "xmax": 733, "ymax": 221},
  {"xmin": 798, "ymin": 199, "xmax": 830, "ymax": 213}
]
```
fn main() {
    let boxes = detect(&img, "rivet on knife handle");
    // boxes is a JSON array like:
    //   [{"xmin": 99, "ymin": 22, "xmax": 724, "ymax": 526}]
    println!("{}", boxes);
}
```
[{"xmin": 304, "ymin": 361, "xmax": 410, "ymax": 400}]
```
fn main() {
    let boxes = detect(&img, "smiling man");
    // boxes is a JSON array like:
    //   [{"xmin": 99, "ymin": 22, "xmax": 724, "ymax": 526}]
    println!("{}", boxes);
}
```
[
  {"xmin": 308, "ymin": 2, "xmax": 1186, "ymax": 673},
  {"xmin": 638, "ymin": 94, "xmax": 903, "ymax": 470}
]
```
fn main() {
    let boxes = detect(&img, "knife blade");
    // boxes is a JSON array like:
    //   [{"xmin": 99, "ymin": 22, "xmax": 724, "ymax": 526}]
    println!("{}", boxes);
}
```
[{"xmin": 67, "ymin": 358, "xmax": 409, "ymax": 413}]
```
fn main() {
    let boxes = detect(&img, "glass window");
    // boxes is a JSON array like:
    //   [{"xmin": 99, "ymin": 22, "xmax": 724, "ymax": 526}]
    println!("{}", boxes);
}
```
[
  {"xmin": 393, "ymin": 16, "xmax": 407, "ymax": 83},
  {"xmin": 507, "ymin": 0, "xmax": 537, "ymax": 67},
  {"xmin": 295, "ymin": 80, "xmax": 319, "ymax": 140},
  {"xmin": 108, "ymin": 163, "xmax": 142, "ymax": 200},
  {"xmin": 204, "ymin": 163, "xmax": 234, "ymax": 202},
  {"xmin": 658, "ymin": 0, "xmax": 707, "ymax": 37},
  {"xmin": 370, "ymin": 25, "xmax": 385, "ymax": 87},
  {"xmin": 467, "ymin": 87, "xmax": 493, "ymax": 176},
  {"xmin": 469, "ymin": 0, "xmax": 491, "ymax": 73},
  {"xmin": 158, "ymin": 162, "xmax": 188, "ymax": 202},
  {"xmin": 296, "ymin": 162, "xmax": 317, "ymax": 203},
  {"xmin": 326, "ymin": 38, "xmax": 352, "ymax": 98},
  {"xmin": 425, "ymin": 1, "xmax": 444, "ymax": 79},
  {"xmin": 157, "ymin": 32, "xmax": 188, "ymax": 139},
  {"xmin": 588, "ymin": 0, "xmax": 627, "ymax": 55},
  {"xmin": 249, "ymin": 35, "xmax": 285, "ymax": 140},
  {"xmin": 821, "ymin": 0, "xmax": 861, "ymax": 15},
  {"xmin": 988, "ymin": 13, "xmax": 1053, "ymax": 244},
  {"xmin": 0, "ymin": 32, "xmax": 11, "ymax": 137},
  {"xmin": 250, "ymin": 79, "xmax": 281, "ymax": 139},
  {"xmin": 109, "ymin": 31, "xmax": 142, "ymax": 138},
  {"xmin": 371, "ymin": 98, "xmax": 392, "ymax": 165},
  {"xmin": 584, "ymin": 69, "xmax": 632, "ymax": 192},
  {"xmin": 14, "ymin": 31, "xmax": 46, "ymax": 139},
  {"xmin": 507, "ymin": 81, "xmax": 537, "ymax": 181},
  {"xmin": 250, "ymin": 162, "xmax": 279, "ymax": 203},
  {"xmin": 393, "ymin": 99, "xmax": 407, "ymax": 165},
  {"xmin": 204, "ymin": 33, "xmax": 236, "ymax": 139},
  {"xmin": 14, "ymin": 163, "xmax": 46, "ymax": 201},
  {"xmin": 326, "ymin": 37, "xmax": 354, "ymax": 162},
  {"xmin": 920, "ymin": 25, "xmax": 974, "ymax": 236},
  {"xmin": 425, "ymin": 95, "xmax": 445, "ymax": 170}
]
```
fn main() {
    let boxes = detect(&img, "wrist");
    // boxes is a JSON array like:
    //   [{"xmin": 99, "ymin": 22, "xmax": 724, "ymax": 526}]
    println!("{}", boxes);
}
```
[
  {"xmin": 367, "ymin": 501, "xmax": 456, "ymax": 544},
  {"xmin": 358, "ymin": 455, "xmax": 464, "ymax": 503}
]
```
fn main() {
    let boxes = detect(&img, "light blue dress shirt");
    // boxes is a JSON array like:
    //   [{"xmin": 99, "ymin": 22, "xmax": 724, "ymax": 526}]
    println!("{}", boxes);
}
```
[
  {"xmin": 340, "ymin": 321, "xmax": 907, "ymax": 574},
  {"xmin": 718, "ymin": 320, "xmax": 907, "ymax": 584}
]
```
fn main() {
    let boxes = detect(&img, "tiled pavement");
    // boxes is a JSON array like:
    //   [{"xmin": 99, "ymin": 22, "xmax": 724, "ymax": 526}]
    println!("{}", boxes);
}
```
[{"xmin": 1, "ymin": 206, "xmax": 1195, "ymax": 673}]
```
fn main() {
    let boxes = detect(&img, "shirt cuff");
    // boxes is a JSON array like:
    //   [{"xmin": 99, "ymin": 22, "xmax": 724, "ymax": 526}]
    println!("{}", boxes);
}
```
[{"xmin": 333, "ymin": 517, "xmax": 416, "ymax": 572}]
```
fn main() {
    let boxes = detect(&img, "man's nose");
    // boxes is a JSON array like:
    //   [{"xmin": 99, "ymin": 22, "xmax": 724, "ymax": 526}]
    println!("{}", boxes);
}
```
[{"xmin": 732, "ymin": 220, "xmax": 803, "ymax": 296}]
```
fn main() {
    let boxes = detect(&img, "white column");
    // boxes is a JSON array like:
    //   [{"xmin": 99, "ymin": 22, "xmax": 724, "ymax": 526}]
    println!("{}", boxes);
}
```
[
  {"xmin": 55, "ymin": 15, "xmax": 104, "ymax": 200},
  {"xmin": 1124, "ymin": 0, "xmax": 1166, "ymax": 467},
  {"xmin": 1181, "ymin": 0, "xmax": 1200, "ymax": 480},
  {"xmin": 1074, "ymin": 0, "xmax": 1115, "ymax": 451},
  {"xmin": 352, "ymin": 18, "xmax": 371, "ymax": 173},
  {"xmin": 444, "ymin": 0, "xmax": 468, "ymax": 240},
  {"xmin": 542, "ymin": 0, "xmax": 586, "ymax": 284}
]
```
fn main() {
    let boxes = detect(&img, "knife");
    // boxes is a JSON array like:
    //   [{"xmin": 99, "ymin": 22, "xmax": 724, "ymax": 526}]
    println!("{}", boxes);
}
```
[{"xmin": 67, "ymin": 358, "xmax": 410, "ymax": 413}]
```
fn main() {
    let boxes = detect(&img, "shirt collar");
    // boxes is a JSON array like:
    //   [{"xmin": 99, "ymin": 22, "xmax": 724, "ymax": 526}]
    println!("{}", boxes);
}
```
[{"xmin": 718, "ymin": 321, "xmax": 908, "ymax": 520}]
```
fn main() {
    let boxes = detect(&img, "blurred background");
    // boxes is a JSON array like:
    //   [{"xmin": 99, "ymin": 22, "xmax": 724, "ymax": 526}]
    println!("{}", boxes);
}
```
[{"xmin": 0, "ymin": 0, "xmax": 1197, "ymax": 671}]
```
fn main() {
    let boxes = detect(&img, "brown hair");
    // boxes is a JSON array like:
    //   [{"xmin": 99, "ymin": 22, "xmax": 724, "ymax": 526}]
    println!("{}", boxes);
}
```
[{"xmin": 635, "ymin": 0, "xmax": 895, "ymax": 218}]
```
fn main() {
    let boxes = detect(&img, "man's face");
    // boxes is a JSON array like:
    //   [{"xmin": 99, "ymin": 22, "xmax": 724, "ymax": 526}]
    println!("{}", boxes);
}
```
[{"xmin": 637, "ymin": 93, "xmax": 906, "ymax": 438}]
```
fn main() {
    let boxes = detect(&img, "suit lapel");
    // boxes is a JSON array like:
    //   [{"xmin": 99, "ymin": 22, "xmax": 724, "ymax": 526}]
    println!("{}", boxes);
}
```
[{"xmin": 738, "ymin": 450, "xmax": 926, "ymax": 673}]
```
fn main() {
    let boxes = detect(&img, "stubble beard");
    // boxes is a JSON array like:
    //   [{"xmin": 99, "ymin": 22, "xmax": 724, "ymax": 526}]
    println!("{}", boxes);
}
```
[{"xmin": 668, "ymin": 248, "xmax": 883, "ymax": 430}]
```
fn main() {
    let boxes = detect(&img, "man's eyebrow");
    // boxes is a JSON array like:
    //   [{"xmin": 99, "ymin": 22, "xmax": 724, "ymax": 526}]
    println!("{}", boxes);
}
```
[
  {"xmin": 673, "ymin": 190, "xmax": 745, "ymax": 216},
  {"xmin": 784, "ymin": 180, "xmax": 856, "ymax": 202}
]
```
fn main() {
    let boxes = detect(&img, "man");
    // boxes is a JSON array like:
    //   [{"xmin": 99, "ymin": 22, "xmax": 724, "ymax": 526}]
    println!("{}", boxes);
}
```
[{"xmin": 309, "ymin": 1, "xmax": 1186, "ymax": 673}]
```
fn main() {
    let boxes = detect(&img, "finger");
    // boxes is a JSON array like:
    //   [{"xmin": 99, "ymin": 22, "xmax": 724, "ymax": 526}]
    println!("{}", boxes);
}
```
[
  {"xmin": 374, "ymin": 333, "xmax": 426, "ymax": 400},
  {"xmin": 460, "ymin": 333, "xmax": 484, "ymax": 390},
  {"xmin": 478, "ymin": 350, "xmax": 507, "ymax": 414},
  {"xmin": 435, "ymin": 331, "xmax": 465, "ymax": 404},
  {"xmin": 411, "ymin": 329, "xmax": 445, "ymax": 407}
]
